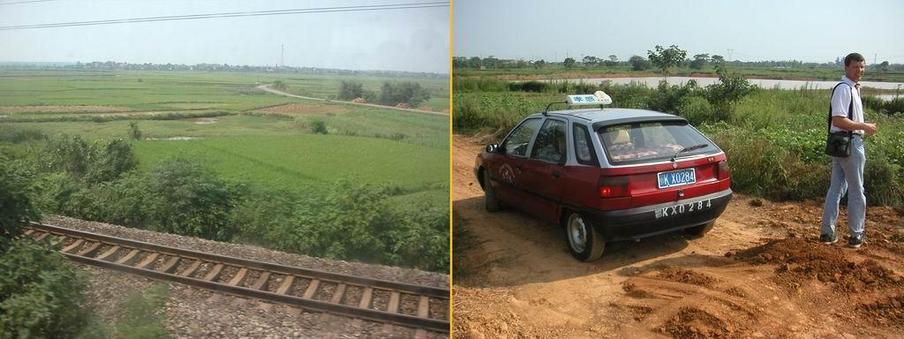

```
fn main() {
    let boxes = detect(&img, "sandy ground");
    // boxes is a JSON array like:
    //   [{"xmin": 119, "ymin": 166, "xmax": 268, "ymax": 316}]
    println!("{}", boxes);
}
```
[{"xmin": 452, "ymin": 134, "xmax": 904, "ymax": 338}]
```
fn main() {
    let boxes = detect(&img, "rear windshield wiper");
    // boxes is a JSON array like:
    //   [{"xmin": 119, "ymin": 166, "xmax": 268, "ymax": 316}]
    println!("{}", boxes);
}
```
[{"xmin": 672, "ymin": 144, "xmax": 709, "ymax": 162}]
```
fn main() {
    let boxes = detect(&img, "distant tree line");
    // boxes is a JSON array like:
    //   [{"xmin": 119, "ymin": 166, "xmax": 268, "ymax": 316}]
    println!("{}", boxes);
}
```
[
  {"xmin": 0, "ymin": 61, "xmax": 447, "ymax": 78},
  {"xmin": 337, "ymin": 80, "xmax": 431, "ymax": 107}
]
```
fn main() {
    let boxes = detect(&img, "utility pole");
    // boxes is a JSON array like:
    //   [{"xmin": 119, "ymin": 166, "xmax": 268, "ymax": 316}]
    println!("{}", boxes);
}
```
[{"xmin": 281, "ymin": 44, "xmax": 284, "ymax": 67}]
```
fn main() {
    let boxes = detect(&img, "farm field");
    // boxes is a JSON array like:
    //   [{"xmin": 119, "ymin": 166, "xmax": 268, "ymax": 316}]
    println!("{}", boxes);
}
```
[{"xmin": 0, "ymin": 69, "xmax": 450, "ymax": 271}]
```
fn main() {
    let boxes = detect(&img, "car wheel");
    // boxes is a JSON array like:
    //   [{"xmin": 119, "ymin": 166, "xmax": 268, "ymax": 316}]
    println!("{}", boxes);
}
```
[
  {"xmin": 565, "ymin": 212, "xmax": 605, "ymax": 262},
  {"xmin": 483, "ymin": 170, "xmax": 502, "ymax": 212},
  {"xmin": 685, "ymin": 221, "xmax": 715, "ymax": 238}
]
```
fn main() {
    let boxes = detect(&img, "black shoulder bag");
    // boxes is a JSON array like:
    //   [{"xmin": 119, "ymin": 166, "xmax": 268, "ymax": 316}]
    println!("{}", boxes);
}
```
[{"xmin": 824, "ymin": 83, "xmax": 855, "ymax": 158}]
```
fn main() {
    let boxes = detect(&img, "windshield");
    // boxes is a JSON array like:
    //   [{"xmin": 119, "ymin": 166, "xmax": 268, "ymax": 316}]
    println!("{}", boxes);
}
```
[{"xmin": 597, "ymin": 121, "xmax": 717, "ymax": 165}]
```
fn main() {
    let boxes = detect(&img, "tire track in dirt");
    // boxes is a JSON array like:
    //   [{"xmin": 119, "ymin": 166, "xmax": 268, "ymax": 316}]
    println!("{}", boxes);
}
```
[{"xmin": 453, "ymin": 134, "xmax": 904, "ymax": 338}]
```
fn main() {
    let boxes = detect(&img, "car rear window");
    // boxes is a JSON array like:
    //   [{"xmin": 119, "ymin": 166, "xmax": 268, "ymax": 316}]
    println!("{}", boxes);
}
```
[{"xmin": 597, "ymin": 121, "xmax": 716, "ymax": 165}]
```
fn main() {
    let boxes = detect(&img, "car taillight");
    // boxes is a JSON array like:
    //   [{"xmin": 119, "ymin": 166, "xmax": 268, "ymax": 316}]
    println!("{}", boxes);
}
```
[
  {"xmin": 599, "ymin": 176, "xmax": 630, "ymax": 198},
  {"xmin": 717, "ymin": 160, "xmax": 730, "ymax": 180}
]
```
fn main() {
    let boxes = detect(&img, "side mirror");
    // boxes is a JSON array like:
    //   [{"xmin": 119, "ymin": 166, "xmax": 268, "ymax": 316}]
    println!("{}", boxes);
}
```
[{"xmin": 485, "ymin": 144, "xmax": 501, "ymax": 153}]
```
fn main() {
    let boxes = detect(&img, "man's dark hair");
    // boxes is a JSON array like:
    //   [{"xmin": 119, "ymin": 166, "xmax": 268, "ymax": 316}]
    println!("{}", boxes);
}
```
[{"xmin": 844, "ymin": 53, "xmax": 865, "ymax": 66}]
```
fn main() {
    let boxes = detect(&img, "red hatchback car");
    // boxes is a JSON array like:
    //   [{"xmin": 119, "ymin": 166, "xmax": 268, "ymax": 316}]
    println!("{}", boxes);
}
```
[{"xmin": 474, "ymin": 94, "xmax": 732, "ymax": 261}]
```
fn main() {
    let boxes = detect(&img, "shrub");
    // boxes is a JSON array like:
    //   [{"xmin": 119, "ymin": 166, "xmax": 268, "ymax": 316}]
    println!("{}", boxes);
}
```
[
  {"xmin": 338, "ymin": 81, "xmax": 365, "ymax": 100},
  {"xmin": 148, "ymin": 158, "xmax": 242, "ymax": 241},
  {"xmin": 311, "ymin": 119, "xmax": 328, "ymax": 134},
  {"xmin": 0, "ymin": 158, "xmax": 39, "ymax": 253},
  {"xmin": 378, "ymin": 81, "xmax": 430, "ymax": 107},
  {"xmin": 0, "ymin": 240, "xmax": 87, "ymax": 338},
  {"xmin": 113, "ymin": 284, "xmax": 171, "ymax": 339},
  {"xmin": 128, "ymin": 121, "xmax": 142, "ymax": 140}
]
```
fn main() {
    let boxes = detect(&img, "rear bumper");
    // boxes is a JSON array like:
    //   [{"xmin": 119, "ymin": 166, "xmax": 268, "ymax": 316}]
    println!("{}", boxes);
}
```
[{"xmin": 586, "ymin": 189, "xmax": 732, "ymax": 241}]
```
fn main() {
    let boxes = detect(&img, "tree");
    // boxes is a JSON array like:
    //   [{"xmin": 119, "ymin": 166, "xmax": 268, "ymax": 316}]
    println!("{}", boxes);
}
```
[
  {"xmin": 705, "ymin": 65, "xmax": 754, "ymax": 121},
  {"xmin": 533, "ymin": 59, "xmax": 546, "ymax": 69},
  {"xmin": 467, "ymin": 56, "xmax": 482, "ymax": 68},
  {"xmin": 563, "ymin": 57, "xmax": 576, "ymax": 68},
  {"xmin": 629, "ymin": 55, "xmax": 651, "ymax": 71},
  {"xmin": 647, "ymin": 45, "xmax": 687, "ymax": 75},
  {"xmin": 338, "ymin": 81, "xmax": 365, "ymax": 100},
  {"xmin": 582, "ymin": 56, "xmax": 598, "ymax": 67},
  {"xmin": 482, "ymin": 56, "xmax": 499, "ymax": 69},
  {"xmin": 711, "ymin": 55, "xmax": 725, "ymax": 64},
  {"xmin": 879, "ymin": 61, "xmax": 890, "ymax": 72},
  {"xmin": 690, "ymin": 53, "xmax": 710, "ymax": 70},
  {"xmin": 604, "ymin": 54, "xmax": 619, "ymax": 67}
]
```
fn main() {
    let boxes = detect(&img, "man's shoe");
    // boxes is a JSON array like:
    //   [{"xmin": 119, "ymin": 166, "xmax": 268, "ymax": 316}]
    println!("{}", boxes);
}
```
[
  {"xmin": 848, "ymin": 235, "xmax": 864, "ymax": 248},
  {"xmin": 819, "ymin": 233, "xmax": 837, "ymax": 244}
]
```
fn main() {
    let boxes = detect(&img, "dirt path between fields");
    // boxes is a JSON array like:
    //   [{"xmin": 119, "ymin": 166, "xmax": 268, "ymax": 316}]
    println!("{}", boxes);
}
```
[
  {"xmin": 452, "ymin": 134, "xmax": 904, "ymax": 338},
  {"xmin": 256, "ymin": 84, "xmax": 448, "ymax": 116}
]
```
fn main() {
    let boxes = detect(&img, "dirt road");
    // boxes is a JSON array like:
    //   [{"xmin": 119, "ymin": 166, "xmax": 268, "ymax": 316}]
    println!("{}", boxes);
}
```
[
  {"xmin": 453, "ymin": 135, "xmax": 904, "ymax": 338},
  {"xmin": 256, "ymin": 84, "xmax": 448, "ymax": 116}
]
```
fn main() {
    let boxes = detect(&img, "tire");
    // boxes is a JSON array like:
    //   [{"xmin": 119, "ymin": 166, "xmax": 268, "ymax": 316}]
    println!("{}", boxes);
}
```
[
  {"xmin": 685, "ymin": 221, "xmax": 715, "ymax": 238},
  {"xmin": 565, "ymin": 212, "xmax": 605, "ymax": 262},
  {"xmin": 482, "ymin": 170, "xmax": 502, "ymax": 212}
]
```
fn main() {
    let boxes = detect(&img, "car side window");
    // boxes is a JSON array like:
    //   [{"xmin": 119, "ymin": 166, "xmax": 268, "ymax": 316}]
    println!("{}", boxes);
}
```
[
  {"xmin": 573, "ymin": 124, "xmax": 597, "ymax": 166},
  {"xmin": 530, "ymin": 119, "xmax": 566, "ymax": 163},
  {"xmin": 502, "ymin": 118, "xmax": 541, "ymax": 157}
]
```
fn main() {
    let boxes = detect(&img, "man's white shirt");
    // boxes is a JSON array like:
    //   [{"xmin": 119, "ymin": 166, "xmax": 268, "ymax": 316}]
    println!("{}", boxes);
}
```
[{"xmin": 830, "ymin": 75, "xmax": 864, "ymax": 134}]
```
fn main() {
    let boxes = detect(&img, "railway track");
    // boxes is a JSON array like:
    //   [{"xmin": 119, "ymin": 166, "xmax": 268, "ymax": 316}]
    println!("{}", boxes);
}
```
[{"xmin": 24, "ymin": 222, "xmax": 450, "ymax": 334}]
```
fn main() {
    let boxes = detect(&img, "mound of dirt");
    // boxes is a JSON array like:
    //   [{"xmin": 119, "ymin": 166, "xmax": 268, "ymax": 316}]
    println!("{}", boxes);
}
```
[
  {"xmin": 660, "ymin": 307, "xmax": 735, "ymax": 339},
  {"xmin": 861, "ymin": 294, "xmax": 904, "ymax": 328},
  {"xmin": 351, "ymin": 97, "xmax": 367, "ymax": 103},
  {"xmin": 395, "ymin": 103, "xmax": 413, "ymax": 109},
  {"xmin": 657, "ymin": 267, "xmax": 717, "ymax": 287},
  {"xmin": 738, "ymin": 237, "xmax": 903, "ymax": 292}
]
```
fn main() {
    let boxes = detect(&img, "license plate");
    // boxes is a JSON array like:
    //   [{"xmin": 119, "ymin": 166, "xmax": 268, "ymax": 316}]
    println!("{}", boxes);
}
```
[
  {"xmin": 655, "ymin": 198, "xmax": 712, "ymax": 219},
  {"xmin": 657, "ymin": 168, "xmax": 696, "ymax": 189}
]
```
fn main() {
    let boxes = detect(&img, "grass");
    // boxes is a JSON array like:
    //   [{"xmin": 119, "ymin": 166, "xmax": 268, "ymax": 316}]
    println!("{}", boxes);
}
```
[{"xmin": 133, "ymin": 134, "xmax": 448, "ymax": 195}]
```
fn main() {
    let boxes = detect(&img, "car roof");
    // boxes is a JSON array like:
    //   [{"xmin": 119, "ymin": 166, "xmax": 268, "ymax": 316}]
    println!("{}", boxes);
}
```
[{"xmin": 526, "ymin": 108, "xmax": 687, "ymax": 129}]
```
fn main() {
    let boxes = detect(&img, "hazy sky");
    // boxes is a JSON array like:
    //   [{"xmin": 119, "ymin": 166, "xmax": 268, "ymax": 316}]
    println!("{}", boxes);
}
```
[
  {"xmin": 454, "ymin": 0, "xmax": 904, "ymax": 64},
  {"xmin": 0, "ymin": 0, "xmax": 449, "ymax": 73}
]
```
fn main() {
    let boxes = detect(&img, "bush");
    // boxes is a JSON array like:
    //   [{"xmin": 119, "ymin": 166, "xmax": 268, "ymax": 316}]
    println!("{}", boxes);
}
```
[
  {"xmin": 0, "ymin": 158, "xmax": 39, "ymax": 253},
  {"xmin": 338, "ymin": 81, "xmax": 365, "ymax": 100},
  {"xmin": 113, "ymin": 284, "xmax": 171, "ymax": 339},
  {"xmin": 311, "ymin": 119, "xmax": 328, "ymax": 134},
  {"xmin": 43, "ymin": 135, "xmax": 137, "ymax": 183},
  {"xmin": 378, "ymin": 81, "xmax": 430, "ymax": 107},
  {"xmin": 148, "ymin": 158, "xmax": 242, "ymax": 241},
  {"xmin": 0, "ymin": 240, "xmax": 87, "ymax": 339},
  {"xmin": 128, "ymin": 121, "xmax": 142, "ymax": 140}
]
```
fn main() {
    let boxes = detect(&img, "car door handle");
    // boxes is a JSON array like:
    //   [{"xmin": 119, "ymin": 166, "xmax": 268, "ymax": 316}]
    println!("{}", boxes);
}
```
[{"xmin": 551, "ymin": 170, "xmax": 561, "ymax": 178}]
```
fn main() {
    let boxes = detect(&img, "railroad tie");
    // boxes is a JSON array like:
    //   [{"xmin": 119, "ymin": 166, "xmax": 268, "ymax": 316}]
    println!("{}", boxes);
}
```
[
  {"xmin": 251, "ymin": 272, "xmax": 271, "ymax": 290},
  {"xmin": 49, "ymin": 236, "xmax": 65, "ymax": 248},
  {"xmin": 24, "ymin": 229, "xmax": 34, "ymax": 236},
  {"xmin": 302, "ymin": 279, "xmax": 320, "ymax": 299},
  {"xmin": 276, "ymin": 275, "xmax": 295, "ymax": 294},
  {"xmin": 159, "ymin": 256, "xmax": 181, "ymax": 274},
  {"xmin": 203, "ymin": 263, "xmax": 224, "ymax": 281},
  {"xmin": 34, "ymin": 232, "xmax": 50, "ymax": 241},
  {"xmin": 136, "ymin": 253, "xmax": 160, "ymax": 269},
  {"xmin": 96, "ymin": 246, "xmax": 121, "ymax": 261},
  {"xmin": 381, "ymin": 291, "xmax": 402, "ymax": 333},
  {"xmin": 358, "ymin": 287, "xmax": 373, "ymax": 309},
  {"xmin": 414, "ymin": 296, "xmax": 431, "ymax": 339},
  {"xmin": 227, "ymin": 268, "xmax": 248, "ymax": 286},
  {"xmin": 76, "ymin": 242, "xmax": 102, "ymax": 257},
  {"xmin": 61, "ymin": 239, "xmax": 84, "ymax": 253},
  {"xmin": 330, "ymin": 284, "xmax": 347, "ymax": 304},
  {"xmin": 115, "ymin": 249, "xmax": 140, "ymax": 264},
  {"xmin": 179, "ymin": 260, "xmax": 202, "ymax": 277}
]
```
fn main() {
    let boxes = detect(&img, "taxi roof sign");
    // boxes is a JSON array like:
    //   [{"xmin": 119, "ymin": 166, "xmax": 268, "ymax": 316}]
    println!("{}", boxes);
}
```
[{"xmin": 566, "ymin": 91, "xmax": 613, "ymax": 106}]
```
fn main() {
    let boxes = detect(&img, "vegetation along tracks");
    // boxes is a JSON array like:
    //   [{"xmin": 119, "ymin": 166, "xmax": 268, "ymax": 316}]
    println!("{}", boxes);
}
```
[{"xmin": 23, "ymin": 222, "xmax": 450, "ymax": 334}]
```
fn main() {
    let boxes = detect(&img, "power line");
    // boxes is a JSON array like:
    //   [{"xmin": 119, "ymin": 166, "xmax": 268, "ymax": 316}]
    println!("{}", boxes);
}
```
[
  {"xmin": 0, "ymin": 0, "xmax": 61, "ymax": 6},
  {"xmin": 0, "ymin": 2, "xmax": 448, "ymax": 31}
]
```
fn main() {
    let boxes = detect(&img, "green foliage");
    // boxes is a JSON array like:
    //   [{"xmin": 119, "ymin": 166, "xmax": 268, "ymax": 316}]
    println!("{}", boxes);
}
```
[
  {"xmin": 378, "ymin": 81, "xmax": 431, "ymax": 107},
  {"xmin": 0, "ymin": 159, "xmax": 39, "ymax": 253},
  {"xmin": 0, "ymin": 125, "xmax": 45, "ymax": 144},
  {"xmin": 114, "ymin": 284, "xmax": 171, "ymax": 339},
  {"xmin": 647, "ymin": 45, "xmax": 687, "ymax": 75},
  {"xmin": 338, "ymin": 80, "xmax": 366, "ymax": 100},
  {"xmin": 629, "ymin": 55, "xmax": 652, "ymax": 71},
  {"xmin": 563, "ymin": 57, "xmax": 576, "ymax": 68},
  {"xmin": 0, "ymin": 240, "xmax": 87, "ymax": 339},
  {"xmin": 87, "ymin": 138, "xmax": 138, "ymax": 183},
  {"xmin": 42, "ymin": 135, "xmax": 138, "ymax": 184},
  {"xmin": 272, "ymin": 80, "xmax": 288, "ymax": 91},
  {"xmin": 705, "ymin": 66, "xmax": 755, "ymax": 121},
  {"xmin": 129, "ymin": 121, "xmax": 143, "ymax": 140},
  {"xmin": 311, "ymin": 119, "xmax": 328, "ymax": 134},
  {"xmin": 148, "ymin": 158, "xmax": 242, "ymax": 241}
]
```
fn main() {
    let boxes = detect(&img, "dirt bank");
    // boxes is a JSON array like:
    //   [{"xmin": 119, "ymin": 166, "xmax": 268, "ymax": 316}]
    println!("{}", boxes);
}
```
[{"xmin": 453, "ymin": 134, "xmax": 904, "ymax": 338}]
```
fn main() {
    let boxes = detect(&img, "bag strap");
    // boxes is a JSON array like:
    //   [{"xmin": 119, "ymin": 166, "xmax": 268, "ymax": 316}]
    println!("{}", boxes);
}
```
[{"xmin": 827, "ymin": 82, "xmax": 855, "ymax": 135}]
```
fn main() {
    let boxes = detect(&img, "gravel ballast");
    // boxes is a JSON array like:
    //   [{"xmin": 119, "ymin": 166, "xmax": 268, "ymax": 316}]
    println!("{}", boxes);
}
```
[{"xmin": 46, "ymin": 216, "xmax": 449, "ymax": 338}]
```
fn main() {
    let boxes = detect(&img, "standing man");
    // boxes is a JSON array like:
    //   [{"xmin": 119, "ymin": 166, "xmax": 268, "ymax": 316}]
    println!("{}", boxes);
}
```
[{"xmin": 820, "ymin": 52, "xmax": 877, "ymax": 248}]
